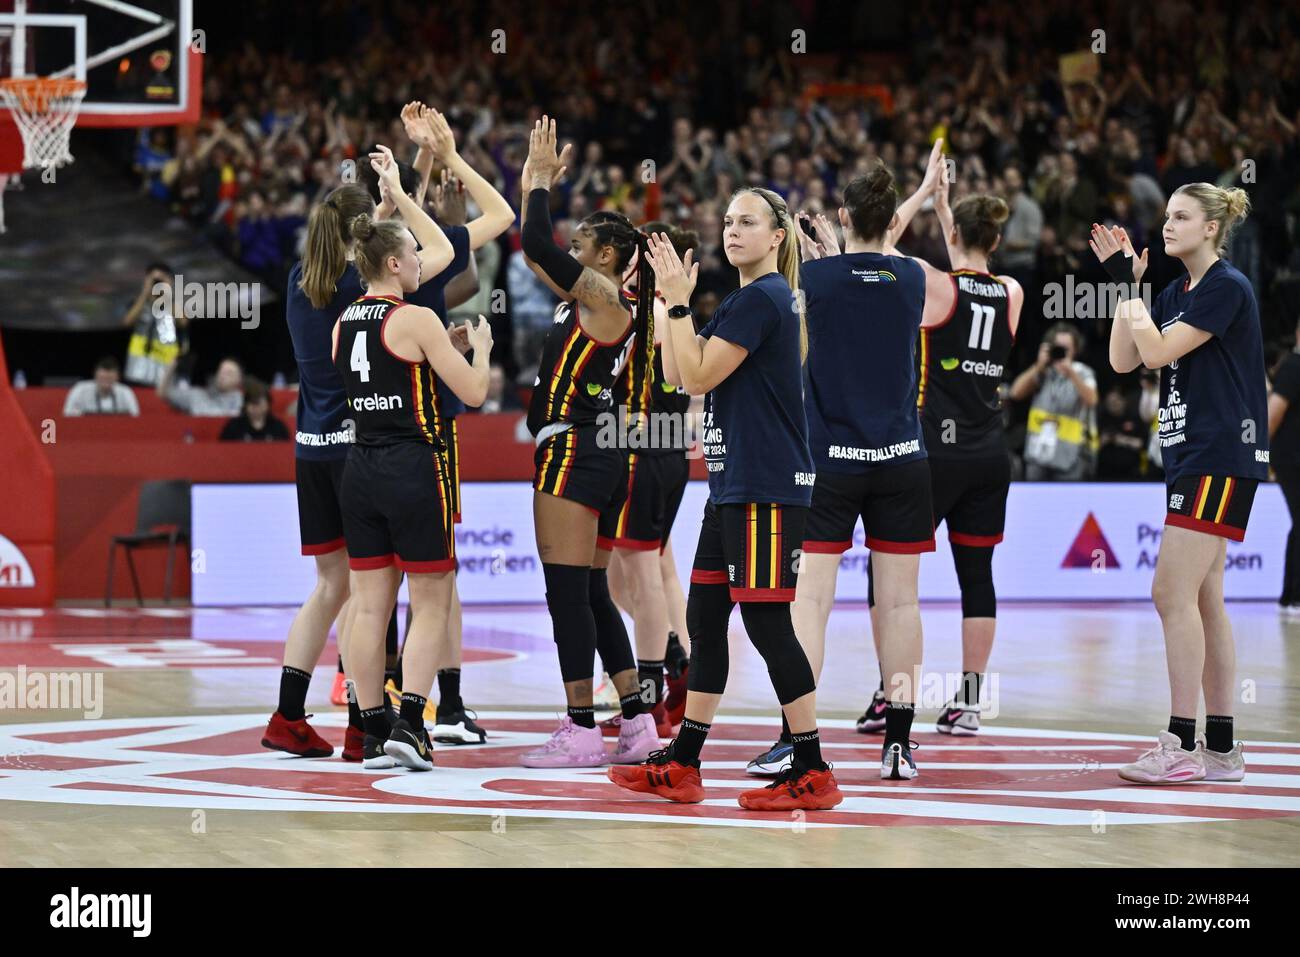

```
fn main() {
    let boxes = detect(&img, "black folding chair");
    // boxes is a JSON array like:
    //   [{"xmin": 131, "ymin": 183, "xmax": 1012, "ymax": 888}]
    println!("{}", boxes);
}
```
[{"xmin": 104, "ymin": 480, "xmax": 192, "ymax": 607}]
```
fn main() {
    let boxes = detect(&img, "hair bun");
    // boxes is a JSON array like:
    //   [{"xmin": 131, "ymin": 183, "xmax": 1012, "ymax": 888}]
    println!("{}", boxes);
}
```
[
  {"xmin": 349, "ymin": 215, "xmax": 374, "ymax": 241},
  {"xmin": 977, "ymin": 196, "xmax": 1010, "ymax": 225}
]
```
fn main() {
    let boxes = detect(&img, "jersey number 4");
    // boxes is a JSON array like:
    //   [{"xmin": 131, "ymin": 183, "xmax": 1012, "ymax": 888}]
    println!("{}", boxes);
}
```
[
  {"xmin": 350, "ymin": 331, "xmax": 372, "ymax": 383},
  {"xmin": 967, "ymin": 303, "xmax": 996, "ymax": 351}
]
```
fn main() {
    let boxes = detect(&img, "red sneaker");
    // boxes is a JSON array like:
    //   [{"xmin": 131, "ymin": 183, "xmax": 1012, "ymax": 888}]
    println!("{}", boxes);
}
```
[
  {"xmin": 262, "ymin": 712, "xmax": 334, "ymax": 758},
  {"xmin": 341, "ymin": 724, "xmax": 364, "ymax": 762},
  {"xmin": 608, "ymin": 749, "xmax": 705, "ymax": 804},
  {"xmin": 664, "ymin": 668, "xmax": 688, "ymax": 727},
  {"xmin": 651, "ymin": 701, "xmax": 673, "ymax": 737},
  {"xmin": 598, "ymin": 714, "xmax": 624, "ymax": 738},
  {"xmin": 330, "ymin": 670, "xmax": 349, "ymax": 706},
  {"xmin": 738, "ymin": 765, "xmax": 843, "ymax": 811}
]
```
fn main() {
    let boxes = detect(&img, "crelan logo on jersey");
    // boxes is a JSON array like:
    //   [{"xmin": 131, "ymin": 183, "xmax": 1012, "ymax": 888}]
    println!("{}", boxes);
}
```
[
  {"xmin": 50, "ymin": 887, "xmax": 151, "ymax": 937},
  {"xmin": 349, "ymin": 393, "xmax": 404, "ymax": 412}
]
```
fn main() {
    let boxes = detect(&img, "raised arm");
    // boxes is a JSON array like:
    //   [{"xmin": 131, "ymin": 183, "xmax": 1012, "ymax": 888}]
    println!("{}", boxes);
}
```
[
  {"xmin": 390, "ymin": 305, "xmax": 493, "ymax": 407},
  {"xmin": 370, "ymin": 145, "xmax": 455, "ymax": 285},
  {"xmin": 408, "ymin": 104, "xmax": 515, "ymax": 251},
  {"xmin": 647, "ymin": 232, "xmax": 745, "ymax": 395},
  {"xmin": 885, "ymin": 138, "xmax": 944, "ymax": 254}
]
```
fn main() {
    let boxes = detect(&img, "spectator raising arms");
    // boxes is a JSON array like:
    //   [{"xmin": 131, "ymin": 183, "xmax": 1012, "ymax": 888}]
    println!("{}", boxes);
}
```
[{"xmin": 159, "ymin": 355, "xmax": 245, "ymax": 417}]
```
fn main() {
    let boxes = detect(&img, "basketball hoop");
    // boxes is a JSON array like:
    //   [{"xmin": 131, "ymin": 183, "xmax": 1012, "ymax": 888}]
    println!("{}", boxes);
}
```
[{"xmin": 0, "ymin": 76, "xmax": 86, "ymax": 169}]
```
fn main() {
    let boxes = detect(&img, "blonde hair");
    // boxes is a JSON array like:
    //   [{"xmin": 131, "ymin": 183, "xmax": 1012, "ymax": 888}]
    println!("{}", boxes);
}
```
[
  {"xmin": 730, "ymin": 186, "xmax": 808, "ymax": 361},
  {"xmin": 350, "ymin": 216, "xmax": 410, "ymax": 285},
  {"xmin": 299, "ymin": 185, "xmax": 374, "ymax": 309},
  {"xmin": 1173, "ymin": 183, "xmax": 1251, "ymax": 254}
]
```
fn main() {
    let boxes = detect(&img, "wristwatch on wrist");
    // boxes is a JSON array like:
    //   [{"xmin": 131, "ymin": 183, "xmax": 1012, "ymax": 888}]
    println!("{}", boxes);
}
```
[{"xmin": 667, "ymin": 304, "xmax": 692, "ymax": 319}]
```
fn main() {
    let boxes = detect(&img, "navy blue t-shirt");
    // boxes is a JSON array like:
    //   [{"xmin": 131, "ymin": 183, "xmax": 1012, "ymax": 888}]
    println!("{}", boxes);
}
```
[
  {"xmin": 407, "ymin": 224, "xmax": 472, "ymax": 423},
  {"xmin": 698, "ymin": 272, "xmax": 814, "ymax": 506},
  {"xmin": 286, "ymin": 260, "xmax": 363, "ymax": 461},
  {"xmin": 801, "ymin": 253, "xmax": 927, "ymax": 472},
  {"xmin": 1151, "ymin": 259, "xmax": 1269, "ymax": 483}
]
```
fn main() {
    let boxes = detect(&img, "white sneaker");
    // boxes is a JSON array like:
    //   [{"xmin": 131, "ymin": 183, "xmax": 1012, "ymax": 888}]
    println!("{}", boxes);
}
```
[
  {"xmin": 1279, "ymin": 604, "xmax": 1300, "ymax": 618},
  {"xmin": 936, "ymin": 700, "xmax": 981, "ymax": 736},
  {"xmin": 881, "ymin": 740, "xmax": 918, "ymax": 780},
  {"xmin": 1118, "ymin": 731, "xmax": 1205, "ymax": 784},
  {"xmin": 1196, "ymin": 734, "xmax": 1246, "ymax": 782}
]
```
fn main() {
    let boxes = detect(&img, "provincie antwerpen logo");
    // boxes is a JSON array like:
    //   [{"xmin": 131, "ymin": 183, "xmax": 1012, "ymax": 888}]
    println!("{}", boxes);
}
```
[
  {"xmin": 1061, "ymin": 512, "xmax": 1120, "ymax": 569},
  {"xmin": 50, "ymin": 887, "xmax": 151, "ymax": 937}
]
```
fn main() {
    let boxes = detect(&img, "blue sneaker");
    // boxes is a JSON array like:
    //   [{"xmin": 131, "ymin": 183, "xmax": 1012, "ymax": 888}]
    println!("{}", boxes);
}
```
[{"xmin": 746, "ymin": 738, "xmax": 794, "ymax": 777}]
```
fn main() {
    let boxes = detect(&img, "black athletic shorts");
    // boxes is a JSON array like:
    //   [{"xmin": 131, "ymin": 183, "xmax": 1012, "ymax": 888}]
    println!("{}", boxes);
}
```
[
  {"xmin": 443, "ymin": 416, "xmax": 462, "ymax": 524},
  {"xmin": 929, "ymin": 453, "xmax": 1012, "ymax": 547},
  {"xmin": 690, "ymin": 501, "xmax": 806, "ymax": 603},
  {"xmin": 598, "ymin": 451, "xmax": 690, "ymax": 553},
  {"xmin": 341, "ymin": 442, "xmax": 456, "ymax": 573},
  {"xmin": 1165, "ymin": 474, "xmax": 1258, "ymax": 542},
  {"xmin": 534, "ymin": 423, "xmax": 626, "ymax": 517},
  {"xmin": 296, "ymin": 456, "xmax": 347, "ymax": 556},
  {"xmin": 803, "ymin": 458, "xmax": 936, "ymax": 555}
]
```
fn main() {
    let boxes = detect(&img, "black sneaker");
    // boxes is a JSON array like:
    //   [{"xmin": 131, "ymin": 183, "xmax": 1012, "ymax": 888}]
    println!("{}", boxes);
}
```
[
  {"xmin": 856, "ymin": 688, "xmax": 888, "ymax": 733},
  {"xmin": 362, "ymin": 733, "xmax": 397, "ymax": 770},
  {"xmin": 433, "ymin": 706, "xmax": 487, "ymax": 745},
  {"xmin": 383, "ymin": 719, "xmax": 434, "ymax": 771}
]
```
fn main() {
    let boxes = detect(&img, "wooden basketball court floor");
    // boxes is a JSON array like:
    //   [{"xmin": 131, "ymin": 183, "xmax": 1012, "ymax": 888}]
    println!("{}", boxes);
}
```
[{"xmin": 1, "ymin": 601, "xmax": 1297, "ymax": 868}]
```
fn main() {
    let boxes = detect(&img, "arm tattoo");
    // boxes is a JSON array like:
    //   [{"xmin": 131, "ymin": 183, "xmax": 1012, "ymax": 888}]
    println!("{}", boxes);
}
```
[{"xmin": 571, "ymin": 267, "xmax": 624, "ymax": 314}]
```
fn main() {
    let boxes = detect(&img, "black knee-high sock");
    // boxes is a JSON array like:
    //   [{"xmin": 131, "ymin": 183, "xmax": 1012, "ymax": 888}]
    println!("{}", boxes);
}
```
[
  {"xmin": 637, "ymin": 659, "xmax": 665, "ymax": 708},
  {"xmin": 590, "ymin": 568, "xmax": 638, "ymax": 695},
  {"xmin": 1205, "ymin": 715, "xmax": 1234, "ymax": 753},
  {"xmin": 277, "ymin": 666, "xmax": 311, "ymax": 721}
]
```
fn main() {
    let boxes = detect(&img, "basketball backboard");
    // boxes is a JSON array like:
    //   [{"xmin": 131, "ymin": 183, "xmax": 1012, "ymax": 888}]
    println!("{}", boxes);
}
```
[{"xmin": 0, "ymin": 0, "xmax": 198, "ymax": 157}]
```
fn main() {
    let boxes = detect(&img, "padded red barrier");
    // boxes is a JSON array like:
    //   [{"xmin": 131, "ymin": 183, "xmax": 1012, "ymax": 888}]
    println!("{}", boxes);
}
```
[{"xmin": 0, "ymin": 349, "xmax": 57, "ymax": 606}]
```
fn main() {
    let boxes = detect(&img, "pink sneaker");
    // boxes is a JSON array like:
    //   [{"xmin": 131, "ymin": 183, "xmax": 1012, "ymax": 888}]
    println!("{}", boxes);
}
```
[
  {"xmin": 1118, "ymin": 731, "xmax": 1206, "ymax": 785},
  {"xmin": 520, "ymin": 716, "xmax": 609, "ymax": 769},
  {"xmin": 610, "ymin": 712, "xmax": 660, "ymax": 765}
]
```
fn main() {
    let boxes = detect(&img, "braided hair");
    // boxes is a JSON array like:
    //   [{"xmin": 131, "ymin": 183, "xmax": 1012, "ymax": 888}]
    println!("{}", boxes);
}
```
[{"xmin": 578, "ymin": 210, "xmax": 656, "ymax": 427}]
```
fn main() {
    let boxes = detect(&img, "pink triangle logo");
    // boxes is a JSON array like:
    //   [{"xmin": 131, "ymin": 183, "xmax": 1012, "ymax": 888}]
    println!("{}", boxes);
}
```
[{"xmin": 1061, "ymin": 512, "xmax": 1120, "ymax": 569}]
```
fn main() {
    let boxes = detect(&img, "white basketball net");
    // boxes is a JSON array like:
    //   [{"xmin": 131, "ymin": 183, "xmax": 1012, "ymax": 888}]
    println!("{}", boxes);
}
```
[{"xmin": 0, "ymin": 78, "xmax": 86, "ymax": 169}]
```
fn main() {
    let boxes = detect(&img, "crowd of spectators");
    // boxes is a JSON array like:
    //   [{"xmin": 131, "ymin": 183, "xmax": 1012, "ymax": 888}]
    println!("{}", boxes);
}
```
[{"xmin": 124, "ymin": 0, "xmax": 1300, "ymax": 479}]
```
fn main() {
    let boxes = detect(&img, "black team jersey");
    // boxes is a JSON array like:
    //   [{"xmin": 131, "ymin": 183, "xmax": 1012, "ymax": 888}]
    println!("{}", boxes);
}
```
[
  {"xmin": 333, "ymin": 295, "xmax": 442, "ymax": 450},
  {"xmin": 917, "ymin": 269, "xmax": 1015, "ymax": 459},
  {"xmin": 527, "ymin": 298, "xmax": 636, "ymax": 437},
  {"xmin": 611, "ymin": 292, "xmax": 690, "ymax": 454}
]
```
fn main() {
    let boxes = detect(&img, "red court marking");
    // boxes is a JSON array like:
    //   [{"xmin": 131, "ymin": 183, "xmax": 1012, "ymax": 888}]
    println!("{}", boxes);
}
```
[
  {"xmin": 0, "ymin": 754, "xmax": 137, "ymax": 772},
  {"xmin": 18, "ymin": 725, "xmax": 181, "ymax": 744}
]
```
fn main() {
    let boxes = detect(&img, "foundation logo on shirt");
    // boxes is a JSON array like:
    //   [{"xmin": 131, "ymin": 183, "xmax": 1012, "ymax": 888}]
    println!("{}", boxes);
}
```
[
  {"xmin": 850, "ymin": 269, "xmax": 897, "ymax": 283},
  {"xmin": 1061, "ymin": 512, "xmax": 1120, "ymax": 569}
]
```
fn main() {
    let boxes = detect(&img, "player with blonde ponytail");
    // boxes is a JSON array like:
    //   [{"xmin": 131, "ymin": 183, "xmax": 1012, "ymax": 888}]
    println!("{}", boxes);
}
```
[{"xmin": 1092, "ymin": 182, "xmax": 1264, "ymax": 785}]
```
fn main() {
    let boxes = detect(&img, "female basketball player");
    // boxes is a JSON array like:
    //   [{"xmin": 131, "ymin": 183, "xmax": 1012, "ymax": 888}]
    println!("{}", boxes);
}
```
[
  {"xmin": 1092, "ymin": 183, "xmax": 1264, "ymax": 784},
  {"xmin": 377, "ymin": 104, "xmax": 515, "ymax": 747},
  {"xmin": 517, "ymin": 116, "xmax": 659, "ymax": 768},
  {"xmin": 262, "ymin": 181, "xmax": 376, "ymax": 762},
  {"xmin": 609, "ymin": 187, "xmax": 844, "ymax": 811},
  {"xmin": 600, "ymin": 221, "xmax": 697, "ymax": 740},
  {"xmin": 772, "ymin": 148, "xmax": 951, "ymax": 782},
  {"xmin": 331, "ymin": 150, "xmax": 492, "ymax": 771}
]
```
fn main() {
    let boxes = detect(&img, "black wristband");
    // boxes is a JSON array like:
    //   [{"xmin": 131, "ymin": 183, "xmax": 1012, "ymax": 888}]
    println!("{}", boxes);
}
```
[
  {"xmin": 1099, "ymin": 250, "xmax": 1136, "ymax": 285},
  {"xmin": 667, "ymin": 304, "xmax": 692, "ymax": 320}
]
